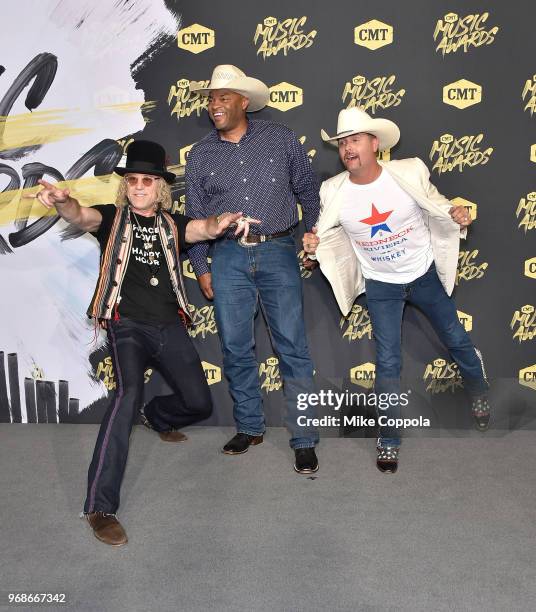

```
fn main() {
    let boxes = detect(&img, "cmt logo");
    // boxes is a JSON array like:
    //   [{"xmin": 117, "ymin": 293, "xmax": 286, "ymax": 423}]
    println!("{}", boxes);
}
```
[
  {"xmin": 519, "ymin": 364, "xmax": 536, "ymax": 392},
  {"xmin": 340, "ymin": 304, "xmax": 373, "ymax": 342},
  {"xmin": 202, "ymin": 361, "xmax": 221, "ymax": 385},
  {"xmin": 516, "ymin": 191, "xmax": 536, "ymax": 232},
  {"xmin": 423, "ymin": 358, "xmax": 462, "ymax": 394},
  {"xmin": 531, "ymin": 145, "xmax": 536, "ymax": 163},
  {"xmin": 177, "ymin": 24, "xmax": 215, "ymax": 54},
  {"xmin": 96, "ymin": 356, "xmax": 116, "ymax": 391},
  {"xmin": 457, "ymin": 310, "xmax": 473, "ymax": 332},
  {"xmin": 354, "ymin": 20, "xmax": 393, "ymax": 50},
  {"xmin": 524, "ymin": 257, "xmax": 536, "ymax": 279},
  {"xmin": 267, "ymin": 82, "xmax": 303, "ymax": 111},
  {"xmin": 179, "ymin": 143, "xmax": 195, "ymax": 166},
  {"xmin": 259, "ymin": 356, "xmax": 283, "ymax": 392},
  {"xmin": 451, "ymin": 196, "xmax": 478, "ymax": 221},
  {"xmin": 522, "ymin": 74, "xmax": 536, "ymax": 115},
  {"xmin": 350, "ymin": 362, "xmax": 375, "ymax": 389},
  {"xmin": 511, "ymin": 304, "xmax": 536, "ymax": 342},
  {"xmin": 182, "ymin": 257, "xmax": 212, "ymax": 280},
  {"xmin": 443, "ymin": 79, "xmax": 482, "ymax": 109}
]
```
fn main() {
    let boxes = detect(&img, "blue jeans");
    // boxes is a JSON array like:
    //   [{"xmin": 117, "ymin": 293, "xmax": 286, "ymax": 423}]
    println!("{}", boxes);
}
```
[
  {"xmin": 211, "ymin": 235, "xmax": 318, "ymax": 449},
  {"xmin": 365, "ymin": 263, "xmax": 489, "ymax": 448}
]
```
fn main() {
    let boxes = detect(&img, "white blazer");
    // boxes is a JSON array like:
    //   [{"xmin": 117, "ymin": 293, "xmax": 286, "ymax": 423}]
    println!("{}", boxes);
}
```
[{"xmin": 316, "ymin": 157, "xmax": 465, "ymax": 316}]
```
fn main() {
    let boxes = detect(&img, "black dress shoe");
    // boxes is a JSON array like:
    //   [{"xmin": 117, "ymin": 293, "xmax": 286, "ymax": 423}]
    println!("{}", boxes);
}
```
[
  {"xmin": 222, "ymin": 432, "xmax": 263, "ymax": 455},
  {"xmin": 471, "ymin": 395, "xmax": 491, "ymax": 432},
  {"xmin": 294, "ymin": 448, "xmax": 319, "ymax": 474},
  {"xmin": 376, "ymin": 445, "xmax": 399, "ymax": 474}
]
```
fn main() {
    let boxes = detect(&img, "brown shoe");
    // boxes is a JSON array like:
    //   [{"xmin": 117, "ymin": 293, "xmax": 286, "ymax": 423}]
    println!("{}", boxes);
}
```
[
  {"xmin": 86, "ymin": 512, "xmax": 128, "ymax": 546},
  {"xmin": 158, "ymin": 430, "xmax": 188, "ymax": 443},
  {"xmin": 140, "ymin": 407, "xmax": 188, "ymax": 442}
]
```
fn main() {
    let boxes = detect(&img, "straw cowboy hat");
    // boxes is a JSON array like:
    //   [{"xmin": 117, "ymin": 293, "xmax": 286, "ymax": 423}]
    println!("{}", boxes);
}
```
[
  {"xmin": 321, "ymin": 107, "xmax": 400, "ymax": 151},
  {"xmin": 189, "ymin": 64, "xmax": 270, "ymax": 112}
]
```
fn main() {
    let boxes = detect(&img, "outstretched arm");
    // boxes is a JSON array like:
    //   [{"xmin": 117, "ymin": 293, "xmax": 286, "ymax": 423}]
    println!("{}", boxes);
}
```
[
  {"xmin": 26, "ymin": 179, "xmax": 102, "ymax": 233},
  {"xmin": 185, "ymin": 212, "xmax": 260, "ymax": 243}
]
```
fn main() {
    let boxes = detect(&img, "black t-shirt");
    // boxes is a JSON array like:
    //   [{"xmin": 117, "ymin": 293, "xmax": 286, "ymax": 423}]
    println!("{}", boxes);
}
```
[{"xmin": 91, "ymin": 204, "xmax": 191, "ymax": 323}]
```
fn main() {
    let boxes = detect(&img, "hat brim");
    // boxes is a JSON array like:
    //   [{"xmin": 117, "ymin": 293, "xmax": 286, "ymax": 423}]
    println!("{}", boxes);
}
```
[
  {"xmin": 190, "ymin": 76, "xmax": 269, "ymax": 112},
  {"xmin": 320, "ymin": 118, "xmax": 400, "ymax": 152},
  {"xmin": 114, "ymin": 166, "xmax": 176, "ymax": 184}
]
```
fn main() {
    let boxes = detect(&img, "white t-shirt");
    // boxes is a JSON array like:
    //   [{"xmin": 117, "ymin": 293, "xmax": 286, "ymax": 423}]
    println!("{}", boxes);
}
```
[{"xmin": 339, "ymin": 169, "xmax": 434, "ymax": 283}]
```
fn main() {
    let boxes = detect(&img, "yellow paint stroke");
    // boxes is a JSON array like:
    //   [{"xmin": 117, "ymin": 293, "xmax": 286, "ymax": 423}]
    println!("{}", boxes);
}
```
[
  {"xmin": 98, "ymin": 101, "xmax": 157, "ymax": 123},
  {"xmin": 0, "ymin": 165, "xmax": 186, "ymax": 227},
  {"xmin": 98, "ymin": 100, "xmax": 157, "ymax": 114},
  {"xmin": 0, "ymin": 109, "xmax": 90, "ymax": 152},
  {"xmin": 0, "ymin": 174, "xmax": 121, "ymax": 226}
]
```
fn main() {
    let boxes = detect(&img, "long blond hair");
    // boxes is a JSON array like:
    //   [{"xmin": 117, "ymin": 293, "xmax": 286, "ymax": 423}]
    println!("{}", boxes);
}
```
[{"xmin": 115, "ymin": 176, "xmax": 173, "ymax": 211}]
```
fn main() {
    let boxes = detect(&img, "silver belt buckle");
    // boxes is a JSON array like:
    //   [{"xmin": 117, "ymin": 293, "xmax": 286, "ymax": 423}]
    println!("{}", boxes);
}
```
[{"xmin": 238, "ymin": 235, "xmax": 266, "ymax": 247}]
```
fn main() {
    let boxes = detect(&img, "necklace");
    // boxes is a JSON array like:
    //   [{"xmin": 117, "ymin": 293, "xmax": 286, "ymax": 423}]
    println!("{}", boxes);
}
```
[{"xmin": 131, "ymin": 209, "xmax": 160, "ymax": 287}]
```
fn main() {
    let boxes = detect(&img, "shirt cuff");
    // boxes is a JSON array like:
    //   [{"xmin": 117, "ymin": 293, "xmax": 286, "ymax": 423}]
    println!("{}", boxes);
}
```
[{"xmin": 191, "ymin": 259, "xmax": 210, "ymax": 277}]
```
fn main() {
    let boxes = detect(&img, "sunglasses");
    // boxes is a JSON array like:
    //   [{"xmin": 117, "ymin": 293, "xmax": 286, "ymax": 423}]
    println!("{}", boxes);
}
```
[{"xmin": 125, "ymin": 175, "xmax": 161, "ymax": 187}]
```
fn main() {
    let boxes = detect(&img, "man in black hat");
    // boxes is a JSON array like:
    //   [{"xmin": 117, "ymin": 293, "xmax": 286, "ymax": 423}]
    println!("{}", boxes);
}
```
[{"xmin": 31, "ymin": 140, "xmax": 257, "ymax": 546}]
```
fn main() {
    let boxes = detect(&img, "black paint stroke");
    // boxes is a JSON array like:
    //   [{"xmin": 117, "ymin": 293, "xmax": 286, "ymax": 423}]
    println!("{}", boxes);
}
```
[
  {"xmin": 0, "ymin": 162, "xmax": 20, "ymax": 192},
  {"xmin": 0, "ymin": 235, "xmax": 12, "ymax": 253},
  {"xmin": 0, "ymin": 53, "xmax": 57, "ymax": 115},
  {"xmin": 8, "ymin": 162, "xmax": 64, "ymax": 245},
  {"xmin": 59, "ymin": 138, "xmax": 124, "ymax": 240},
  {"xmin": 6, "ymin": 139, "xmax": 123, "ymax": 247},
  {"xmin": 0, "ymin": 53, "xmax": 58, "ymax": 159},
  {"xmin": 65, "ymin": 138, "xmax": 123, "ymax": 180},
  {"xmin": 131, "ymin": 33, "xmax": 175, "ymax": 78}
]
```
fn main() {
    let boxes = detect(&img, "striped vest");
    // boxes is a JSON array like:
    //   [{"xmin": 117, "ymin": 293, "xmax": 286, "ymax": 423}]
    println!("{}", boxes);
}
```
[{"xmin": 87, "ymin": 205, "xmax": 192, "ymax": 323}]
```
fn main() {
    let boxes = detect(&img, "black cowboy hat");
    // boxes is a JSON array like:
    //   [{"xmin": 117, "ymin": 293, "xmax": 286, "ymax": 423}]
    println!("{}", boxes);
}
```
[{"xmin": 114, "ymin": 140, "xmax": 176, "ymax": 184}]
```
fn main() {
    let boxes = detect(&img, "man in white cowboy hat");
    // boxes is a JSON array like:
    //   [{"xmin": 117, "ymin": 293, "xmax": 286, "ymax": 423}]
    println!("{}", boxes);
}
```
[
  {"xmin": 303, "ymin": 108, "xmax": 490, "ymax": 473},
  {"xmin": 185, "ymin": 65, "xmax": 321, "ymax": 474},
  {"xmin": 30, "ymin": 139, "xmax": 257, "ymax": 546}
]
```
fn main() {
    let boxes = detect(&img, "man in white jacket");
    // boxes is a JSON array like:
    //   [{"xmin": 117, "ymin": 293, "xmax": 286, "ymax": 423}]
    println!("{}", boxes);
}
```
[{"xmin": 303, "ymin": 108, "xmax": 490, "ymax": 473}]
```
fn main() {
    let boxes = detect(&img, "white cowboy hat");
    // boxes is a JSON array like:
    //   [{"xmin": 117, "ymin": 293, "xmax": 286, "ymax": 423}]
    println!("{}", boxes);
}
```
[
  {"xmin": 321, "ymin": 107, "xmax": 400, "ymax": 151},
  {"xmin": 189, "ymin": 64, "xmax": 269, "ymax": 112}
]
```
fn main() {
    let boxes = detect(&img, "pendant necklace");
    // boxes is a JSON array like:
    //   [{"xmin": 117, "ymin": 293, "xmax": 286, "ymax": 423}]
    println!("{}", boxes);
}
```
[{"xmin": 131, "ymin": 209, "xmax": 160, "ymax": 287}]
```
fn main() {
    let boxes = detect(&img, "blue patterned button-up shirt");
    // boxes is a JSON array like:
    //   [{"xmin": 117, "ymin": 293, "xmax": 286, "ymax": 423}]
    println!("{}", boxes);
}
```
[{"xmin": 185, "ymin": 119, "xmax": 320, "ymax": 277}]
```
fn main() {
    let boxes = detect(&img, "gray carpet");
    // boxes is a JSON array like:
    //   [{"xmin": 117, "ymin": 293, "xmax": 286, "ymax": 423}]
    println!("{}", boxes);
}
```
[{"xmin": 1, "ymin": 425, "xmax": 535, "ymax": 612}]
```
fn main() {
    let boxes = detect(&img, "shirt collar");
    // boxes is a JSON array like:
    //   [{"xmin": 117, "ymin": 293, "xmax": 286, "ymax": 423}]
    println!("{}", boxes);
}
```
[{"xmin": 208, "ymin": 119, "xmax": 258, "ymax": 143}]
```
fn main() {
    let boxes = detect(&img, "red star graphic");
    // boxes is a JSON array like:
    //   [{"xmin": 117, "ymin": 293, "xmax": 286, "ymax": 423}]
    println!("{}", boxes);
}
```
[{"xmin": 359, "ymin": 203, "xmax": 393, "ymax": 226}]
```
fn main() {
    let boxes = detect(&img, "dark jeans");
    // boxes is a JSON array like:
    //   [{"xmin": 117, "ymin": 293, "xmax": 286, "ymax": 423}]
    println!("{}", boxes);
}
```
[
  {"xmin": 211, "ymin": 236, "xmax": 318, "ymax": 449},
  {"xmin": 365, "ymin": 263, "xmax": 489, "ymax": 447},
  {"xmin": 84, "ymin": 317, "xmax": 212, "ymax": 514}
]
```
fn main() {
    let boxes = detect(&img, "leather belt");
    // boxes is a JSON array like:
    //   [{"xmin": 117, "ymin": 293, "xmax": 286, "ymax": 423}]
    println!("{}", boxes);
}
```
[{"xmin": 232, "ymin": 228, "xmax": 293, "ymax": 245}]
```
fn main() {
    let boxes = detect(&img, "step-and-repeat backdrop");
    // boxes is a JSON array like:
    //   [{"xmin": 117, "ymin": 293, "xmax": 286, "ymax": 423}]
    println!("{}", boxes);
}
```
[{"xmin": 1, "ymin": 0, "xmax": 534, "ymax": 432}]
